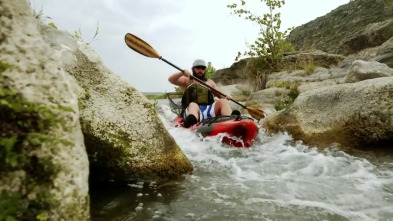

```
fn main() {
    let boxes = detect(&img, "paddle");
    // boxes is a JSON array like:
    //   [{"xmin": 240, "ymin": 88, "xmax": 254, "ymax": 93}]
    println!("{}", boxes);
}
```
[{"xmin": 124, "ymin": 33, "xmax": 265, "ymax": 120}]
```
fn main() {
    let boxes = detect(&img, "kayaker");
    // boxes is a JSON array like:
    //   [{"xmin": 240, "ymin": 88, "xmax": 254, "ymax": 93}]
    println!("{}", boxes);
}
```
[{"xmin": 168, "ymin": 59, "xmax": 240, "ymax": 128}]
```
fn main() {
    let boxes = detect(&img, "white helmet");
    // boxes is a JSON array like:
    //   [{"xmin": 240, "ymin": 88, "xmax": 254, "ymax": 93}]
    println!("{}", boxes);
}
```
[{"xmin": 192, "ymin": 59, "xmax": 206, "ymax": 67}]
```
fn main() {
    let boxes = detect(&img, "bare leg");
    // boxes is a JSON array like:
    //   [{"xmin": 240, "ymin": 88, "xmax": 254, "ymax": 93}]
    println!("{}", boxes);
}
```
[
  {"xmin": 214, "ymin": 99, "xmax": 232, "ymax": 116},
  {"xmin": 187, "ymin": 102, "xmax": 200, "ymax": 121}
]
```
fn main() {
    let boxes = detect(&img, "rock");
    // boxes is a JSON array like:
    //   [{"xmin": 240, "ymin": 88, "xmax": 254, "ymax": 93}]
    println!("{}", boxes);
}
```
[
  {"xmin": 39, "ymin": 20, "xmax": 193, "ymax": 182},
  {"xmin": 340, "ymin": 19, "xmax": 393, "ymax": 55},
  {"xmin": 340, "ymin": 46, "xmax": 380, "ymax": 68},
  {"xmin": 0, "ymin": 0, "xmax": 89, "ymax": 220},
  {"xmin": 280, "ymin": 51, "xmax": 346, "ymax": 69},
  {"xmin": 246, "ymin": 88, "xmax": 291, "ymax": 115},
  {"xmin": 218, "ymin": 83, "xmax": 252, "ymax": 101},
  {"xmin": 214, "ymin": 51, "xmax": 345, "ymax": 86},
  {"xmin": 377, "ymin": 37, "xmax": 393, "ymax": 55},
  {"xmin": 372, "ymin": 53, "xmax": 393, "ymax": 68},
  {"xmin": 212, "ymin": 59, "xmax": 248, "ymax": 85},
  {"xmin": 344, "ymin": 60, "xmax": 393, "ymax": 83},
  {"xmin": 263, "ymin": 77, "xmax": 393, "ymax": 148},
  {"xmin": 287, "ymin": 0, "xmax": 392, "ymax": 55},
  {"xmin": 371, "ymin": 37, "xmax": 393, "ymax": 68}
]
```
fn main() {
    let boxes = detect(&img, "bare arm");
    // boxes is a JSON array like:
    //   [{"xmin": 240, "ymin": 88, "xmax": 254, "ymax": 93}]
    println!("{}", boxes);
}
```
[
  {"xmin": 168, "ymin": 70, "xmax": 191, "ymax": 88},
  {"xmin": 208, "ymin": 80, "xmax": 230, "ymax": 99}
]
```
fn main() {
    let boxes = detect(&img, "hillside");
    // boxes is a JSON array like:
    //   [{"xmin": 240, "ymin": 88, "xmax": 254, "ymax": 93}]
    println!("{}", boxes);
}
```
[{"xmin": 287, "ymin": 0, "xmax": 393, "ymax": 55}]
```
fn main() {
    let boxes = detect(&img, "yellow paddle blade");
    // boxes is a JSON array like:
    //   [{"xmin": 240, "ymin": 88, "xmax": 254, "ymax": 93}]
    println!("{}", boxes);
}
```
[
  {"xmin": 246, "ymin": 107, "xmax": 265, "ymax": 120},
  {"xmin": 124, "ymin": 33, "xmax": 161, "ymax": 58}
]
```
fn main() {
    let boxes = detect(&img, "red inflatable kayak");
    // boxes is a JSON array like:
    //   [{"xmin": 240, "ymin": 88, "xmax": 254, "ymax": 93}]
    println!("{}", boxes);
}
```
[{"xmin": 174, "ymin": 115, "xmax": 259, "ymax": 148}]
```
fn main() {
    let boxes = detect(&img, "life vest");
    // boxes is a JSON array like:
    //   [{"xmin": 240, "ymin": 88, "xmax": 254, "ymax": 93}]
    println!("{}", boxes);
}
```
[{"xmin": 181, "ymin": 83, "xmax": 215, "ymax": 109}]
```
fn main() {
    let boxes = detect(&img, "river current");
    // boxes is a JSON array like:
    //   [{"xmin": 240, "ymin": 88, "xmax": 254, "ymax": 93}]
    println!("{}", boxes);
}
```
[{"xmin": 90, "ymin": 102, "xmax": 393, "ymax": 221}]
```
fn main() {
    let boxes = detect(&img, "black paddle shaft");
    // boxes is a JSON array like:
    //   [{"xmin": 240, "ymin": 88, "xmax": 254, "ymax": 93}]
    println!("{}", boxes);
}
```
[{"xmin": 160, "ymin": 57, "xmax": 247, "ymax": 109}]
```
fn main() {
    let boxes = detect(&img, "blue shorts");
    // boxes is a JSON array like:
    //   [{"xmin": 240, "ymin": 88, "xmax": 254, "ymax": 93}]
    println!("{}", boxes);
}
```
[{"xmin": 184, "ymin": 102, "xmax": 216, "ymax": 121}]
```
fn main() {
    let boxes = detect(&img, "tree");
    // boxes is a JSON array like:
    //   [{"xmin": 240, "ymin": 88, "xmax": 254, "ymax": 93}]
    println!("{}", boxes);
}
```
[
  {"xmin": 228, "ymin": 0, "xmax": 293, "ymax": 91},
  {"xmin": 205, "ymin": 62, "xmax": 216, "ymax": 79}
]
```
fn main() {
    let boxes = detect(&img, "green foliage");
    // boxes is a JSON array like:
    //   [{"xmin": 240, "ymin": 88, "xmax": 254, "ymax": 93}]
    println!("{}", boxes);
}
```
[
  {"xmin": 47, "ymin": 22, "xmax": 57, "ymax": 29},
  {"xmin": 0, "ymin": 136, "xmax": 25, "ymax": 168},
  {"xmin": 288, "ymin": 86, "xmax": 300, "ymax": 100},
  {"xmin": 72, "ymin": 22, "xmax": 100, "ymax": 44},
  {"xmin": 228, "ymin": 0, "xmax": 293, "ymax": 90},
  {"xmin": 30, "ymin": 3, "xmax": 51, "ymax": 20},
  {"xmin": 0, "ymin": 193, "xmax": 24, "ymax": 221},
  {"xmin": 297, "ymin": 62, "xmax": 316, "ymax": 76},
  {"xmin": 145, "ymin": 93, "xmax": 167, "ymax": 100},
  {"xmin": 380, "ymin": 0, "xmax": 393, "ymax": 9},
  {"xmin": 175, "ymin": 86, "xmax": 182, "ymax": 92},
  {"xmin": 0, "ymin": 87, "xmax": 70, "ymax": 220},
  {"xmin": 151, "ymin": 100, "xmax": 159, "ymax": 110},
  {"xmin": 268, "ymin": 80, "xmax": 299, "ymax": 89},
  {"xmin": 205, "ymin": 62, "xmax": 216, "ymax": 79},
  {"xmin": 78, "ymin": 90, "xmax": 91, "ymax": 110},
  {"xmin": 274, "ymin": 83, "xmax": 299, "ymax": 110},
  {"xmin": 0, "ymin": 60, "xmax": 12, "ymax": 74},
  {"xmin": 72, "ymin": 29, "xmax": 83, "ymax": 41},
  {"xmin": 274, "ymin": 98, "xmax": 292, "ymax": 110}
]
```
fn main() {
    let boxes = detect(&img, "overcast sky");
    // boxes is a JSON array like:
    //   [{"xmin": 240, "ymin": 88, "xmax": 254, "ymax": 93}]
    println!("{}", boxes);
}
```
[{"xmin": 30, "ymin": 0, "xmax": 349, "ymax": 92}]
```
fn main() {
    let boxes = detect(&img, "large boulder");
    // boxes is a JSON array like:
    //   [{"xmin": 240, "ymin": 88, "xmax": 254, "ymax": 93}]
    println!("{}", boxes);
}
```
[
  {"xmin": 0, "ymin": 1, "xmax": 89, "ymax": 220},
  {"xmin": 263, "ymin": 77, "xmax": 393, "ymax": 148},
  {"xmin": 246, "ymin": 65, "xmax": 349, "ymax": 114},
  {"xmin": 372, "ymin": 37, "xmax": 393, "ymax": 68},
  {"xmin": 39, "ymin": 21, "xmax": 193, "ymax": 181},
  {"xmin": 246, "ymin": 87, "xmax": 290, "ymax": 115},
  {"xmin": 344, "ymin": 60, "xmax": 393, "ymax": 83}
]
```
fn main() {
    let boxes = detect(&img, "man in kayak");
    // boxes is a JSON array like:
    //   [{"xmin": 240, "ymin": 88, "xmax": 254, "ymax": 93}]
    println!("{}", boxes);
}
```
[{"xmin": 168, "ymin": 59, "xmax": 240, "ymax": 128}]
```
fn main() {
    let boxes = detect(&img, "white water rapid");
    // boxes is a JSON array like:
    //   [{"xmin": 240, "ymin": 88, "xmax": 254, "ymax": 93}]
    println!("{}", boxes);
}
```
[{"xmin": 91, "ymin": 103, "xmax": 393, "ymax": 221}]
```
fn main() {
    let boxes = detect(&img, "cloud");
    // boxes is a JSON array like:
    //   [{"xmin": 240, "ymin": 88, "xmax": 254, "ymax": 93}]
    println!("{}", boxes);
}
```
[{"xmin": 31, "ymin": 0, "xmax": 349, "ymax": 92}]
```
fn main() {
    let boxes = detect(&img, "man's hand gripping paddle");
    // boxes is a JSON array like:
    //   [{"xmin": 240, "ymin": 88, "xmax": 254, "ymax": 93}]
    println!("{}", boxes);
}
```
[{"xmin": 124, "ymin": 33, "xmax": 265, "ymax": 120}]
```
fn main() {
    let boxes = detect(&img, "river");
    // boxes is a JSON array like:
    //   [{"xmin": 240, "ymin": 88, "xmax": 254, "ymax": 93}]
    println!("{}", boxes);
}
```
[{"xmin": 90, "ymin": 101, "xmax": 393, "ymax": 221}]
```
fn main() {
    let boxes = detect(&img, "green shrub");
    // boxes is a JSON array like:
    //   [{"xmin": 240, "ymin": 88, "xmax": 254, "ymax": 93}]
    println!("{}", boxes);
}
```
[
  {"xmin": 275, "ymin": 98, "xmax": 292, "ymax": 111},
  {"xmin": 288, "ymin": 87, "xmax": 300, "ymax": 100},
  {"xmin": 274, "ymin": 83, "xmax": 300, "ymax": 111},
  {"xmin": 205, "ymin": 62, "xmax": 216, "ymax": 79},
  {"xmin": 72, "ymin": 22, "xmax": 99, "ymax": 44},
  {"xmin": 228, "ymin": 0, "xmax": 294, "ymax": 91},
  {"xmin": 145, "ymin": 93, "xmax": 167, "ymax": 100},
  {"xmin": 0, "ymin": 60, "xmax": 12, "ymax": 74},
  {"xmin": 268, "ymin": 80, "xmax": 299, "ymax": 89},
  {"xmin": 297, "ymin": 63, "xmax": 316, "ymax": 76},
  {"xmin": 48, "ymin": 22, "xmax": 57, "ymax": 29}
]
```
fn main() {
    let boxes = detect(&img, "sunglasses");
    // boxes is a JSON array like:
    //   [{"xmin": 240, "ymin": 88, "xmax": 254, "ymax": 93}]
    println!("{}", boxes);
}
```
[{"xmin": 194, "ymin": 66, "xmax": 206, "ymax": 70}]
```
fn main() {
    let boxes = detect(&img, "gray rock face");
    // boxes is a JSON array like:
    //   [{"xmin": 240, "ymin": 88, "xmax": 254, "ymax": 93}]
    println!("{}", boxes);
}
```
[
  {"xmin": 214, "ymin": 51, "xmax": 345, "ymax": 85},
  {"xmin": 372, "ymin": 37, "xmax": 393, "ymax": 68},
  {"xmin": 340, "ymin": 19, "xmax": 393, "ymax": 55},
  {"xmin": 246, "ymin": 87, "xmax": 290, "ymax": 115},
  {"xmin": 1, "ymin": 0, "xmax": 194, "ymax": 220},
  {"xmin": 212, "ymin": 59, "xmax": 248, "ymax": 85},
  {"xmin": 263, "ymin": 77, "xmax": 393, "ymax": 148},
  {"xmin": 280, "ymin": 51, "xmax": 346, "ymax": 69},
  {"xmin": 38, "ymin": 17, "xmax": 193, "ymax": 182},
  {"xmin": 68, "ymin": 48, "xmax": 194, "ymax": 181},
  {"xmin": 0, "ymin": 1, "xmax": 89, "ymax": 220},
  {"xmin": 345, "ymin": 60, "xmax": 393, "ymax": 83},
  {"xmin": 287, "ymin": 0, "xmax": 393, "ymax": 55}
]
